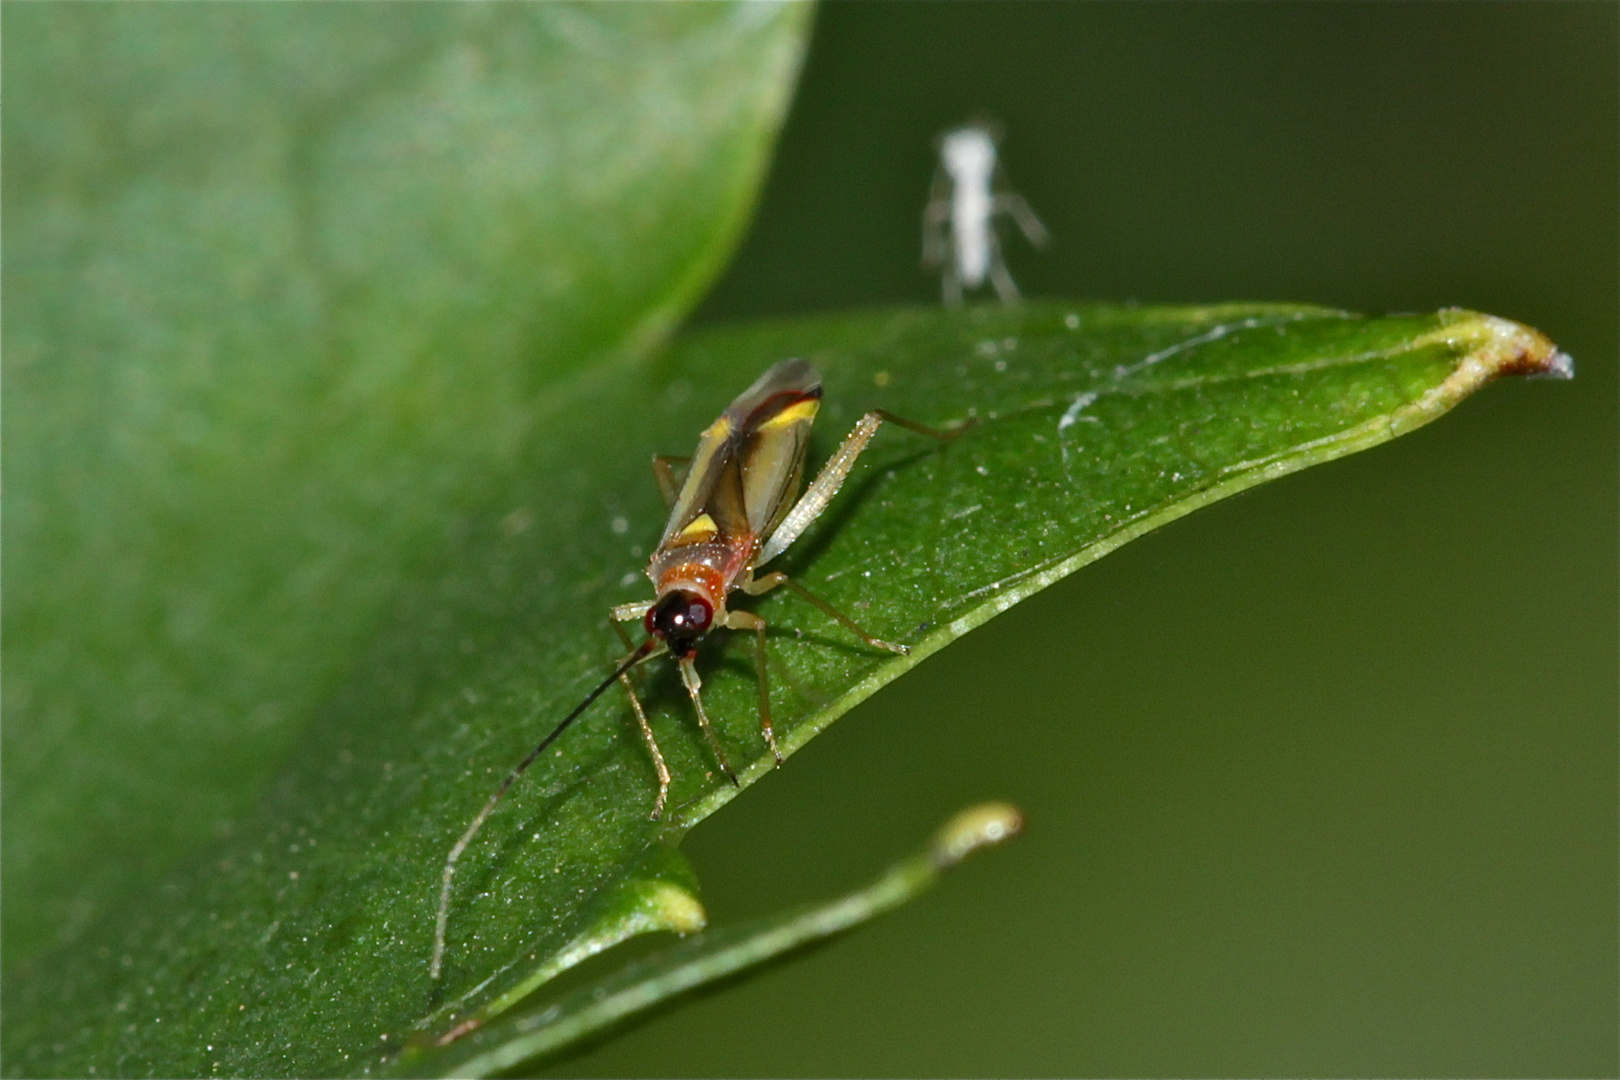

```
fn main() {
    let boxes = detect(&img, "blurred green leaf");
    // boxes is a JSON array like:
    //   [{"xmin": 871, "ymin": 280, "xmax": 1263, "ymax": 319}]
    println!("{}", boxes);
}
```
[
  {"xmin": 3, "ymin": 297, "xmax": 1565, "ymax": 1077},
  {"xmin": 407, "ymin": 802, "xmax": 1025, "ymax": 1079},
  {"xmin": 3, "ymin": 1, "xmax": 810, "ymax": 970}
]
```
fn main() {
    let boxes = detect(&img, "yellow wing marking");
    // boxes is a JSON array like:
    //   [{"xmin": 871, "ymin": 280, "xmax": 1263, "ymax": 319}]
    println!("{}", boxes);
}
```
[
  {"xmin": 756, "ymin": 398, "xmax": 819, "ymax": 431},
  {"xmin": 673, "ymin": 512, "xmax": 718, "ymax": 543}
]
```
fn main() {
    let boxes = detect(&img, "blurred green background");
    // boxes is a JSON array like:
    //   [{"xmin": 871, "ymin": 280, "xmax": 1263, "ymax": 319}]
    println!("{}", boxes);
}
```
[{"xmin": 557, "ymin": 3, "xmax": 1617, "ymax": 1076}]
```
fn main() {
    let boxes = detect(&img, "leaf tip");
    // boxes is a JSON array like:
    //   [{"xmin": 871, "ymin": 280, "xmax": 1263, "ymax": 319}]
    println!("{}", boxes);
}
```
[
  {"xmin": 1533, "ymin": 349, "xmax": 1576, "ymax": 381},
  {"xmin": 642, "ymin": 879, "xmax": 709, "ymax": 936},
  {"xmin": 1393, "ymin": 311, "xmax": 1572, "ymax": 430},
  {"xmin": 1430, "ymin": 309, "xmax": 1572, "ymax": 382},
  {"xmin": 930, "ymin": 801, "xmax": 1024, "ymax": 868}
]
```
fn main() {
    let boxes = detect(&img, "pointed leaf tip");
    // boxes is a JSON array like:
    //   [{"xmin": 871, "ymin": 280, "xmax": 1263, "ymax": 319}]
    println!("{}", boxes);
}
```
[{"xmin": 931, "ymin": 802, "xmax": 1026, "ymax": 868}]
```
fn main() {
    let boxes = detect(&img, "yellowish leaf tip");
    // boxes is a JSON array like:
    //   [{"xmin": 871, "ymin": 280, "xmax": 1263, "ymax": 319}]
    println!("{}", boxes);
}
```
[
  {"xmin": 644, "ymin": 880, "xmax": 708, "ymax": 936},
  {"xmin": 931, "ymin": 801, "xmax": 1025, "ymax": 868}
]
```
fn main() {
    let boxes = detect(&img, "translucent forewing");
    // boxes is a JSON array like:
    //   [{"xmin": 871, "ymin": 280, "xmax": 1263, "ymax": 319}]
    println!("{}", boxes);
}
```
[
  {"xmin": 658, "ymin": 416, "xmax": 731, "ymax": 548},
  {"xmin": 735, "ymin": 378, "xmax": 819, "ymax": 540},
  {"xmin": 658, "ymin": 358, "xmax": 821, "ymax": 556}
]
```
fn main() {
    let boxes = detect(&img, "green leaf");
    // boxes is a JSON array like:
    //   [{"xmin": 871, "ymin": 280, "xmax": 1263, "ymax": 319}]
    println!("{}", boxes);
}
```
[
  {"xmin": 2, "ymin": 299, "xmax": 1566, "ymax": 1077},
  {"xmin": 2, "ymin": 0, "xmax": 810, "ymax": 969}
]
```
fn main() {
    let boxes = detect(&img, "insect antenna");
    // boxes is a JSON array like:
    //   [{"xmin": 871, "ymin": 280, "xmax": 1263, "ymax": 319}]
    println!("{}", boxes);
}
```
[{"xmin": 431, "ymin": 636, "xmax": 658, "ymax": 981}]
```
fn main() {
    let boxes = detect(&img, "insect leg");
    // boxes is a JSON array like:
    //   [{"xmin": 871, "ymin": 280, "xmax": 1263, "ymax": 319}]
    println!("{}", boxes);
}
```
[
  {"xmin": 723, "ymin": 610, "xmax": 781, "ymax": 765},
  {"xmin": 678, "ymin": 657, "xmax": 739, "ymax": 787},
  {"xmin": 942, "ymin": 258, "xmax": 964, "ymax": 308},
  {"xmin": 611, "ymin": 617, "xmax": 671, "ymax": 819},
  {"xmin": 743, "ymin": 570, "xmax": 908, "ymax": 655},
  {"xmin": 921, "ymin": 179, "xmax": 951, "ymax": 270},
  {"xmin": 868, "ymin": 409, "xmax": 966, "ymax": 442},
  {"xmin": 988, "ymin": 246, "xmax": 1022, "ymax": 304},
  {"xmin": 757, "ymin": 409, "xmax": 961, "ymax": 566},
  {"xmin": 994, "ymin": 192, "xmax": 1050, "ymax": 247},
  {"xmin": 612, "ymin": 600, "xmax": 652, "ymax": 623},
  {"xmin": 651, "ymin": 455, "xmax": 690, "ymax": 509}
]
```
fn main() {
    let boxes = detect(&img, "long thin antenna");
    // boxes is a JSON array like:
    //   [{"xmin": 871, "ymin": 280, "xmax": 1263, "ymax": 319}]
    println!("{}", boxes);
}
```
[{"xmin": 432, "ymin": 638, "xmax": 657, "ymax": 980}]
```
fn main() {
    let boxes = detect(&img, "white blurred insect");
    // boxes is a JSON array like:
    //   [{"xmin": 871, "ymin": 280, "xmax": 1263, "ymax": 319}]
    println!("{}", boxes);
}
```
[{"xmin": 922, "ymin": 123, "xmax": 1050, "ymax": 306}]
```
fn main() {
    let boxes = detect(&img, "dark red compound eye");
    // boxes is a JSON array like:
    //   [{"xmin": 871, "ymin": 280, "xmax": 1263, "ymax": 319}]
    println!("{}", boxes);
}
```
[{"xmin": 646, "ymin": 591, "xmax": 713, "ymax": 655}]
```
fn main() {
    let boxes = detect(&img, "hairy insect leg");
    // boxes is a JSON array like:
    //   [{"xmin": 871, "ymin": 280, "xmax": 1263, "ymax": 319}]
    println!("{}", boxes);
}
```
[
  {"xmin": 611, "ymin": 617, "xmax": 671, "ymax": 819},
  {"xmin": 677, "ymin": 657, "xmax": 739, "ymax": 786},
  {"xmin": 651, "ymin": 455, "xmax": 690, "ymax": 509},
  {"xmin": 742, "ymin": 571, "xmax": 909, "ymax": 656},
  {"xmin": 757, "ymin": 408, "xmax": 961, "ymax": 566},
  {"xmin": 611, "ymin": 600, "xmax": 652, "ymax": 623},
  {"xmin": 723, "ymin": 610, "xmax": 781, "ymax": 765}
]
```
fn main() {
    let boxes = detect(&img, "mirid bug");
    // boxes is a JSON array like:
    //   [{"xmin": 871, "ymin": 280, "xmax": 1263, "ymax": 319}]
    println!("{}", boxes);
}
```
[
  {"xmin": 431, "ymin": 359, "xmax": 959, "ymax": 979},
  {"xmin": 922, "ymin": 123, "xmax": 1049, "ymax": 307}
]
